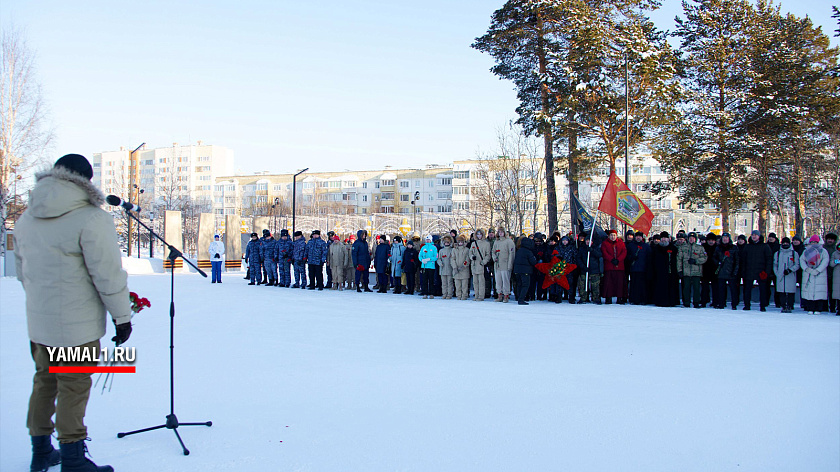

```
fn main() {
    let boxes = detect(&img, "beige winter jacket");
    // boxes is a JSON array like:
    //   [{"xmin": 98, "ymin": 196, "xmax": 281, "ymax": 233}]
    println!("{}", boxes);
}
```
[
  {"xmin": 451, "ymin": 245, "xmax": 471, "ymax": 280},
  {"xmin": 469, "ymin": 232, "xmax": 491, "ymax": 275},
  {"xmin": 492, "ymin": 232, "xmax": 515, "ymax": 272},
  {"xmin": 328, "ymin": 241, "xmax": 348, "ymax": 272},
  {"xmin": 15, "ymin": 167, "xmax": 131, "ymax": 347}
]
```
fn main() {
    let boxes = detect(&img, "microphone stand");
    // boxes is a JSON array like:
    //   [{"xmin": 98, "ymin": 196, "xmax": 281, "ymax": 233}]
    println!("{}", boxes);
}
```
[{"xmin": 116, "ymin": 208, "xmax": 212, "ymax": 455}]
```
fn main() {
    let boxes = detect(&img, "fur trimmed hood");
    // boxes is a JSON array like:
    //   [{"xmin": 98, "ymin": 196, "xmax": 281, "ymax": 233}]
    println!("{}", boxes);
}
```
[{"xmin": 28, "ymin": 166, "xmax": 105, "ymax": 219}]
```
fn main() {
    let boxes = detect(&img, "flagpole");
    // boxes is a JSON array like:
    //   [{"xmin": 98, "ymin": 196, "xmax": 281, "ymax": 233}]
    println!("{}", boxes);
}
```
[{"xmin": 585, "ymin": 209, "xmax": 600, "ymax": 295}]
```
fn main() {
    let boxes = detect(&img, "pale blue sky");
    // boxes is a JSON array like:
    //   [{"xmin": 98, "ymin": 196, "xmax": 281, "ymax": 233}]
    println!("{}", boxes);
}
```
[{"xmin": 2, "ymin": 0, "xmax": 836, "ymax": 174}]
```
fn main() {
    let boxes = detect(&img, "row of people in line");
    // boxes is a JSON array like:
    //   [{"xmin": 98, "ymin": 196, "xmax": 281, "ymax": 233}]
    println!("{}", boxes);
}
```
[{"xmin": 233, "ymin": 227, "xmax": 840, "ymax": 314}]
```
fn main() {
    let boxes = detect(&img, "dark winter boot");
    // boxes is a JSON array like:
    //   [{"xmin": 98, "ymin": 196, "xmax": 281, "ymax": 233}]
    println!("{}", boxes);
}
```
[
  {"xmin": 59, "ymin": 440, "xmax": 113, "ymax": 472},
  {"xmin": 30, "ymin": 435, "xmax": 60, "ymax": 472}
]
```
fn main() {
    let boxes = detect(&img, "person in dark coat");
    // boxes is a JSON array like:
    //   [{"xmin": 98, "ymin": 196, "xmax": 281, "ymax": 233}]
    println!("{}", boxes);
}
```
[
  {"xmin": 513, "ymin": 237, "xmax": 538, "ymax": 305},
  {"xmin": 556, "ymin": 236, "xmax": 578, "ymax": 303},
  {"xmin": 292, "ymin": 231, "xmax": 307, "ymax": 288},
  {"xmin": 260, "ymin": 229, "xmax": 271, "ymax": 284},
  {"xmin": 701, "ymin": 232, "xmax": 719, "ymax": 308},
  {"xmin": 825, "ymin": 232, "xmax": 838, "ymax": 312},
  {"xmin": 245, "ymin": 232, "xmax": 263, "ymax": 285},
  {"xmin": 627, "ymin": 232, "xmax": 651, "ymax": 305},
  {"xmin": 792, "ymin": 235, "xmax": 805, "ymax": 307},
  {"xmin": 713, "ymin": 233, "xmax": 740, "ymax": 309},
  {"xmin": 576, "ymin": 235, "xmax": 603, "ymax": 304},
  {"xmin": 767, "ymin": 232, "xmax": 781, "ymax": 308},
  {"xmin": 401, "ymin": 240, "xmax": 419, "ymax": 295},
  {"xmin": 533, "ymin": 235, "xmax": 548, "ymax": 301},
  {"xmin": 305, "ymin": 230, "xmax": 328, "ymax": 290},
  {"xmin": 651, "ymin": 232, "xmax": 680, "ymax": 307},
  {"xmin": 741, "ymin": 230, "xmax": 773, "ymax": 311},
  {"xmin": 352, "ymin": 230, "xmax": 373, "ymax": 292},
  {"xmin": 374, "ymin": 235, "xmax": 391, "ymax": 293}
]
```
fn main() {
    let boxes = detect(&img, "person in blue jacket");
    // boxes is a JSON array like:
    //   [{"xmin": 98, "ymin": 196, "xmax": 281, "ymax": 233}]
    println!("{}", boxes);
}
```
[
  {"xmin": 245, "ymin": 232, "xmax": 263, "ymax": 285},
  {"xmin": 262, "ymin": 232, "xmax": 278, "ymax": 286},
  {"xmin": 352, "ymin": 230, "xmax": 373, "ymax": 292},
  {"xmin": 390, "ymin": 235, "xmax": 406, "ymax": 294},
  {"xmin": 292, "ymin": 231, "xmax": 307, "ymax": 288},
  {"xmin": 306, "ymin": 230, "xmax": 328, "ymax": 290},
  {"xmin": 374, "ymin": 234, "xmax": 391, "ymax": 293},
  {"xmin": 276, "ymin": 229, "xmax": 293, "ymax": 287},
  {"xmin": 419, "ymin": 235, "xmax": 439, "ymax": 299}
]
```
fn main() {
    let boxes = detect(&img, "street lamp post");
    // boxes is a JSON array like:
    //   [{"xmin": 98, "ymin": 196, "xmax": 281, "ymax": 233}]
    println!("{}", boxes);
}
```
[
  {"xmin": 624, "ymin": 52, "xmax": 631, "ymax": 236},
  {"xmin": 133, "ymin": 185, "xmax": 144, "ymax": 258},
  {"xmin": 292, "ymin": 168, "xmax": 309, "ymax": 236}
]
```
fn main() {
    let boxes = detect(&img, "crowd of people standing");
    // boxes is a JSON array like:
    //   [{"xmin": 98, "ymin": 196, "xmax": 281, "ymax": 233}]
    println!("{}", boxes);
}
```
[{"xmin": 229, "ymin": 226, "xmax": 840, "ymax": 315}]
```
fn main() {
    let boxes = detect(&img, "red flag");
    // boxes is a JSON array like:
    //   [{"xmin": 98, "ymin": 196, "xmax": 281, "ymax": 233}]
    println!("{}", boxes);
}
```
[{"xmin": 598, "ymin": 172, "xmax": 654, "ymax": 235}]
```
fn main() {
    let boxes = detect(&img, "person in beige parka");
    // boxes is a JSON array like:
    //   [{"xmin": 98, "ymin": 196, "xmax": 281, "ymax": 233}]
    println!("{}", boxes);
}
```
[
  {"xmin": 451, "ymin": 235, "xmax": 471, "ymax": 300},
  {"xmin": 492, "ymin": 227, "xmax": 516, "ymax": 301},
  {"xmin": 469, "ymin": 229, "xmax": 491, "ymax": 301}
]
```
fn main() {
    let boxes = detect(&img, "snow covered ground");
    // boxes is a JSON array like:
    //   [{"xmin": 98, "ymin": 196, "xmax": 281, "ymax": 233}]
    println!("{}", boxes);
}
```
[{"xmin": 2, "ymin": 271, "xmax": 839, "ymax": 472}]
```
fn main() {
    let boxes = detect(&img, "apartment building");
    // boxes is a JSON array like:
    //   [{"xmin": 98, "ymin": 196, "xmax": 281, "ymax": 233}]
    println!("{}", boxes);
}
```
[
  {"xmin": 214, "ymin": 166, "xmax": 454, "ymax": 219},
  {"xmin": 92, "ymin": 142, "xmax": 234, "ymax": 211}
]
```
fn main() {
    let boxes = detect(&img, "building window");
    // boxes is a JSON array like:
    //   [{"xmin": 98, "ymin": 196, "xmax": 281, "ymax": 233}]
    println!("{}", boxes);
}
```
[
  {"xmin": 428, "ymin": 181, "xmax": 434, "ymax": 187},
  {"xmin": 454, "ymin": 171, "xmax": 469, "ymax": 179},
  {"xmin": 375, "ymin": 182, "xmax": 380, "ymax": 189},
  {"xmin": 428, "ymin": 195, "xmax": 434, "ymax": 201},
  {"xmin": 381, "ymin": 192, "xmax": 395, "ymax": 200},
  {"xmin": 362, "ymin": 182, "xmax": 368, "ymax": 189},
  {"xmin": 362, "ymin": 195, "xmax": 368, "ymax": 202},
  {"xmin": 400, "ymin": 194, "xmax": 409, "ymax": 202},
  {"xmin": 399, "ymin": 181, "xmax": 409, "ymax": 188},
  {"xmin": 382, "ymin": 179, "xmax": 395, "ymax": 187},
  {"xmin": 415, "ymin": 180, "xmax": 421, "ymax": 187},
  {"xmin": 437, "ymin": 191, "xmax": 452, "ymax": 199},
  {"xmin": 318, "ymin": 181, "xmax": 329, "ymax": 188},
  {"xmin": 438, "ymin": 178, "xmax": 452, "ymax": 186},
  {"xmin": 344, "ymin": 181, "xmax": 357, "ymax": 188},
  {"xmin": 381, "ymin": 206, "xmax": 394, "ymax": 213},
  {"xmin": 437, "ymin": 205, "xmax": 452, "ymax": 213}
]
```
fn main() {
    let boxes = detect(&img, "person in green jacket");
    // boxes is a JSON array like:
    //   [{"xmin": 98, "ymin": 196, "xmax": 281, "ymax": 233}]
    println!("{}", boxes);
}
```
[{"xmin": 677, "ymin": 232, "xmax": 708, "ymax": 308}]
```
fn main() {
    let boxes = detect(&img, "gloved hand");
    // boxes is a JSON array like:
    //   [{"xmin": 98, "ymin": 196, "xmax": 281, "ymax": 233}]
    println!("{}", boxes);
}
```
[
  {"xmin": 688, "ymin": 258, "xmax": 696, "ymax": 265},
  {"xmin": 783, "ymin": 268, "xmax": 792, "ymax": 276},
  {"xmin": 422, "ymin": 258, "xmax": 430, "ymax": 264},
  {"xmin": 471, "ymin": 255, "xmax": 477, "ymax": 260},
  {"xmin": 759, "ymin": 271, "xmax": 767, "ymax": 280},
  {"xmin": 214, "ymin": 253, "xmax": 220, "ymax": 259},
  {"xmin": 611, "ymin": 258, "xmax": 619, "ymax": 266},
  {"xmin": 112, "ymin": 322, "xmax": 132, "ymax": 346}
]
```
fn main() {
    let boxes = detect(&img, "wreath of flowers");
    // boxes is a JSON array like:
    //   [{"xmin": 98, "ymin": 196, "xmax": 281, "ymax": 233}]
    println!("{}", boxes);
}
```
[{"xmin": 535, "ymin": 257, "xmax": 578, "ymax": 290}]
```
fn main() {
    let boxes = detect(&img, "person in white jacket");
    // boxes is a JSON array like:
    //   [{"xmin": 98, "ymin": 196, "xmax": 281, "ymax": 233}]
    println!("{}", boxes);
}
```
[
  {"xmin": 800, "ymin": 235, "xmax": 830, "ymax": 314},
  {"xmin": 14, "ymin": 154, "xmax": 129, "ymax": 472},
  {"xmin": 208, "ymin": 234, "xmax": 226, "ymax": 283}
]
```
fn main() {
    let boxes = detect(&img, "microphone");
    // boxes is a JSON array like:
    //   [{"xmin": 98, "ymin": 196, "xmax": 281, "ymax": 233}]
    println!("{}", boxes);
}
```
[{"xmin": 106, "ymin": 195, "xmax": 142, "ymax": 212}]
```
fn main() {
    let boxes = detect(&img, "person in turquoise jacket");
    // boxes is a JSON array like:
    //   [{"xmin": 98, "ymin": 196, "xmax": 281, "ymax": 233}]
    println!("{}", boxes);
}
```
[{"xmin": 419, "ymin": 234, "xmax": 439, "ymax": 298}]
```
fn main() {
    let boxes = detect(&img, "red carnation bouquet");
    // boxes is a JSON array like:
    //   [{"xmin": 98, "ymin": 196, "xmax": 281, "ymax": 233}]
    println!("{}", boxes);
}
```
[
  {"xmin": 97, "ymin": 291, "xmax": 150, "ymax": 394},
  {"xmin": 129, "ymin": 292, "xmax": 151, "ymax": 314},
  {"xmin": 724, "ymin": 251, "xmax": 730, "ymax": 257}
]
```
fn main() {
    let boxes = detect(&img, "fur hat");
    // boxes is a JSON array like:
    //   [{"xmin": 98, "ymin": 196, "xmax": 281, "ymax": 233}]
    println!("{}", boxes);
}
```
[
  {"xmin": 293, "ymin": 231, "xmax": 303, "ymax": 238},
  {"xmin": 706, "ymin": 232, "xmax": 717, "ymax": 241},
  {"xmin": 442, "ymin": 235, "xmax": 453, "ymax": 245},
  {"xmin": 250, "ymin": 232, "xmax": 258, "ymax": 238},
  {"xmin": 380, "ymin": 234, "xmax": 387, "ymax": 242},
  {"xmin": 312, "ymin": 230, "xmax": 321, "ymax": 236},
  {"xmin": 781, "ymin": 237, "xmax": 791, "ymax": 245},
  {"xmin": 456, "ymin": 234, "xmax": 467, "ymax": 243},
  {"xmin": 280, "ymin": 229, "xmax": 289, "ymax": 237},
  {"xmin": 737, "ymin": 234, "xmax": 747, "ymax": 241},
  {"xmin": 263, "ymin": 229, "xmax": 270, "ymax": 236},
  {"xmin": 825, "ymin": 232, "xmax": 838, "ymax": 241},
  {"xmin": 659, "ymin": 231, "xmax": 670, "ymax": 239}
]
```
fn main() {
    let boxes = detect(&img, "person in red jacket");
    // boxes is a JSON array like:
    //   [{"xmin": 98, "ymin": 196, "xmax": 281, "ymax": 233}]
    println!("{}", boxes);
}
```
[{"xmin": 601, "ymin": 229, "xmax": 628, "ymax": 304}]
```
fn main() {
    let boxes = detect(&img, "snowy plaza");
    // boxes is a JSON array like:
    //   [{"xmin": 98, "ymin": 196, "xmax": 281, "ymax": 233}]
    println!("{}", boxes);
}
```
[{"xmin": 2, "ymin": 268, "xmax": 839, "ymax": 472}]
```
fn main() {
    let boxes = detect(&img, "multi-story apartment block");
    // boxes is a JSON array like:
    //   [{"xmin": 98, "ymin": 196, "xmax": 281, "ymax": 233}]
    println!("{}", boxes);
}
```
[
  {"xmin": 92, "ymin": 142, "xmax": 234, "ymax": 212},
  {"xmin": 214, "ymin": 166, "xmax": 453, "ymax": 219}
]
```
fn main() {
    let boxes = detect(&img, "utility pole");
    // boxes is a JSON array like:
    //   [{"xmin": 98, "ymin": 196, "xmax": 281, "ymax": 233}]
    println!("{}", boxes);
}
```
[
  {"xmin": 292, "ymin": 168, "xmax": 309, "ymax": 236},
  {"xmin": 127, "ymin": 143, "xmax": 145, "ymax": 256},
  {"xmin": 624, "ymin": 53, "xmax": 631, "ymax": 236}
]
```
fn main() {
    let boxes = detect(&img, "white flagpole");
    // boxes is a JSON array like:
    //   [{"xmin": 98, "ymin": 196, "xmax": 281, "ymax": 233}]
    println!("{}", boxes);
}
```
[{"xmin": 585, "ymin": 209, "xmax": 600, "ymax": 295}]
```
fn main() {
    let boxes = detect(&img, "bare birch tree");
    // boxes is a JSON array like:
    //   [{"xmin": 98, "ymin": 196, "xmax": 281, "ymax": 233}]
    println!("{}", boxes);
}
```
[{"xmin": 1, "ymin": 25, "xmax": 53, "ymax": 257}]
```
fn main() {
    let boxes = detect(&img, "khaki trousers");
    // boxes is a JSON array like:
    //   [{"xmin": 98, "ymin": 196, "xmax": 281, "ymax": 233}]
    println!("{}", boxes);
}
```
[
  {"xmin": 472, "ymin": 272, "xmax": 486, "ymax": 300},
  {"xmin": 28, "ymin": 339, "xmax": 99, "ymax": 443},
  {"xmin": 495, "ymin": 269, "xmax": 511, "ymax": 296},
  {"xmin": 455, "ymin": 278, "xmax": 470, "ymax": 300},
  {"xmin": 441, "ymin": 275, "xmax": 454, "ymax": 298}
]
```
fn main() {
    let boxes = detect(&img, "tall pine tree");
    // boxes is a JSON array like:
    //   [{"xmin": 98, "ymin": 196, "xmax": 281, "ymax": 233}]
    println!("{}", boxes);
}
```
[{"xmin": 739, "ymin": 0, "xmax": 840, "ymax": 235}]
